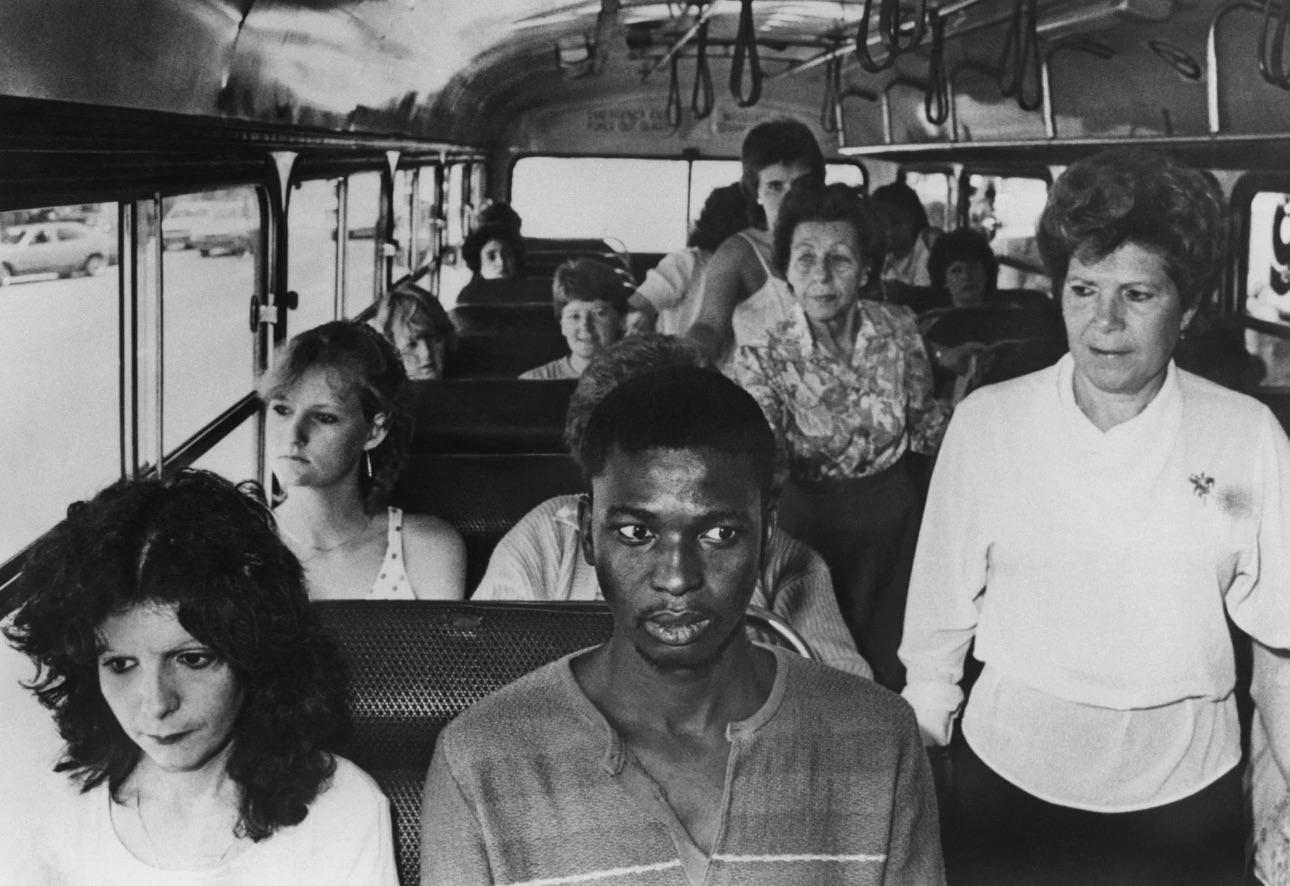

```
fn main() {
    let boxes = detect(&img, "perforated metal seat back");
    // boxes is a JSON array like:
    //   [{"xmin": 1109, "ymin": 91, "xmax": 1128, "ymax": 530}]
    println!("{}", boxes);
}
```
[{"xmin": 312, "ymin": 600, "xmax": 613, "ymax": 886}]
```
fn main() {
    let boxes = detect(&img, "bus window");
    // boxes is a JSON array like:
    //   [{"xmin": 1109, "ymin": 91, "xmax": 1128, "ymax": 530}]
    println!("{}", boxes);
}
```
[
  {"xmin": 161, "ymin": 187, "xmax": 263, "ymax": 457},
  {"xmin": 902, "ymin": 170, "xmax": 953, "ymax": 232},
  {"xmin": 1243, "ymin": 191, "xmax": 1290, "ymax": 388},
  {"xmin": 689, "ymin": 160, "xmax": 744, "ymax": 216},
  {"xmin": 0, "ymin": 201, "xmax": 120, "ymax": 562},
  {"xmin": 288, "ymin": 178, "xmax": 340, "ymax": 332},
  {"xmin": 512, "ymin": 157, "xmax": 689, "ymax": 252},
  {"xmin": 964, "ymin": 173, "xmax": 1050, "ymax": 292},
  {"xmin": 446, "ymin": 163, "xmax": 467, "ymax": 249},
  {"xmin": 345, "ymin": 171, "xmax": 381, "ymax": 309},
  {"xmin": 190, "ymin": 416, "xmax": 257, "ymax": 483},
  {"xmin": 827, "ymin": 162, "xmax": 867, "ymax": 190}
]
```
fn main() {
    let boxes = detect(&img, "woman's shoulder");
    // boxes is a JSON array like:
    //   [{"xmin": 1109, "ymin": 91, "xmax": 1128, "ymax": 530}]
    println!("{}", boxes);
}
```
[
  {"xmin": 1176, "ymin": 365, "xmax": 1276, "ymax": 423},
  {"xmin": 859, "ymin": 298, "xmax": 919, "ymax": 332},
  {"xmin": 319, "ymin": 755, "xmax": 387, "ymax": 808}
]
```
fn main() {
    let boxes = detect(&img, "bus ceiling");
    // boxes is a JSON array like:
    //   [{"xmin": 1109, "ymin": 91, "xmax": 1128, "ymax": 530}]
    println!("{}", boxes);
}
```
[{"xmin": 3, "ymin": 1, "xmax": 1290, "ymax": 167}]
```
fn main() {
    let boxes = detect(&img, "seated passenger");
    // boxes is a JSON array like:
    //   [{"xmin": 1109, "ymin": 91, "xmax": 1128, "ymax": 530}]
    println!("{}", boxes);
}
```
[
  {"xmin": 422, "ymin": 367, "xmax": 944, "ymax": 885},
  {"xmin": 461, "ymin": 221, "xmax": 522, "ymax": 280},
  {"xmin": 734, "ymin": 180, "xmax": 950, "ymax": 690},
  {"xmin": 872, "ymin": 180, "xmax": 942, "ymax": 297},
  {"xmin": 519, "ymin": 258, "xmax": 628, "ymax": 380},
  {"xmin": 258, "ymin": 321, "xmax": 466, "ymax": 600},
  {"xmin": 474, "ymin": 200, "xmax": 522, "ymax": 233},
  {"xmin": 627, "ymin": 182, "xmax": 747, "ymax": 336},
  {"xmin": 372, "ymin": 282, "xmax": 456, "ymax": 380},
  {"xmin": 686, "ymin": 119, "xmax": 825, "ymax": 365},
  {"xmin": 476, "ymin": 333, "xmax": 870, "ymax": 678},
  {"xmin": 3, "ymin": 469, "xmax": 397, "ymax": 885}
]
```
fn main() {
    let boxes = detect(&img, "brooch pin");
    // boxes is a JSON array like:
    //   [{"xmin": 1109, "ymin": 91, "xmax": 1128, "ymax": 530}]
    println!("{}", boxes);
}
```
[{"xmin": 1189, "ymin": 472, "xmax": 1215, "ymax": 500}]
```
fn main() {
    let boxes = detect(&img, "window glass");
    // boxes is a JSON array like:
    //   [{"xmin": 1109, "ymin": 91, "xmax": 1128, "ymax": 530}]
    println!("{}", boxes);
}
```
[
  {"xmin": 161, "ymin": 187, "xmax": 262, "ymax": 454},
  {"xmin": 345, "ymin": 172, "xmax": 381, "ymax": 311},
  {"xmin": 901, "ymin": 170, "xmax": 953, "ymax": 232},
  {"xmin": 965, "ymin": 174, "xmax": 1050, "ymax": 291},
  {"xmin": 392, "ymin": 169, "xmax": 415, "ymax": 281},
  {"xmin": 446, "ymin": 164, "xmax": 467, "ymax": 248},
  {"xmin": 827, "ymin": 162, "xmax": 867, "ymax": 189},
  {"xmin": 288, "ymin": 178, "xmax": 340, "ymax": 334},
  {"xmin": 0, "ymin": 201, "xmax": 120, "ymax": 562},
  {"xmin": 689, "ymin": 160, "xmax": 744, "ymax": 221},
  {"xmin": 513, "ymin": 157, "xmax": 689, "ymax": 252},
  {"xmin": 190, "ymin": 414, "xmax": 257, "ymax": 484},
  {"xmin": 1244, "ymin": 191, "xmax": 1290, "ymax": 388}
]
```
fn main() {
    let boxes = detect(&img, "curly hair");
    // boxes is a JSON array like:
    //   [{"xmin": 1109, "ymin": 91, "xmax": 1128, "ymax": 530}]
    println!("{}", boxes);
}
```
[
  {"xmin": 928, "ymin": 228, "xmax": 998, "ymax": 297},
  {"xmin": 1037, "ymin": 147, "xmax": 1227, "ymax": 310},
  {"xmin": 461, "ymin": 222, "xmax": 525, "ymax": 276},
  {"xmin": 373, "ymin": 282, "xmax": 457, "ymax": 355},
  {"xmin": 773, "ymin": 179, "xmax": 887, "ymax": 284},
  {"xmin": 257, "ymin": 321, "xmax": 410, "ymax": 514},
  {"xmin": 563, "ymin": 333, "xmax": 710, "ymax": 453},
  {"xmin": 688, "ymin": 183, "xmax": 749, "ymax": 253},
  {"xmin": 552, "ymin": 258, "xmax": 632, "ymax": 321},
  {"xmin": 475, "ymin": 201, "xmax": 522, "ymax": 232},
  {"xmin": 740, "ymin": 119, "xmax": 826, "ymax": 229},
  {"xmin": 2, "ymin": 470, "xmax": 348, "ymax": 842}
]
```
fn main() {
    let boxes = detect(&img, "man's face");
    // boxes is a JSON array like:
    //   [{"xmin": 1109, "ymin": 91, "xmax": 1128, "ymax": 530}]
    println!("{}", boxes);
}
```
[{"xmin": 579, "ymin": 446, "xmax": 770, "ymax": 672}]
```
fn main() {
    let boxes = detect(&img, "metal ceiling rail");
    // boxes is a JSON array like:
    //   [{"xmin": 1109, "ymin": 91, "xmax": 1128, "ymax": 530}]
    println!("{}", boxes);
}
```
[{"xmin": 644, "ymin": 1, "xmax": 726, "ymax": 79}]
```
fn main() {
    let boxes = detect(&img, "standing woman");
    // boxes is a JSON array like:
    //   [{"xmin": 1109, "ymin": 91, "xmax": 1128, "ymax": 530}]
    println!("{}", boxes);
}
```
[
  {"xmin": 735, "ymin": 180, "xmax": 949, "ymax": 690},
  {"xmin": 3, "ymin": 470, "xmax": 397, "ymax": 884},
  {"xmin": 900, "ymin": 148, "xmax": 1290, "ymax": 885},
  {"xmin": 259, "ymin": 321, "xmax": 465, "ymax": 600}
]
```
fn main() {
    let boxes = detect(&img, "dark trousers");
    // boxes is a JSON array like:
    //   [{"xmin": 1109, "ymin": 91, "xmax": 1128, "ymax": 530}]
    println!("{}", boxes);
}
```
[
  {"xmin": 944, "ymin": 740, "xmax": 1250, "ymax": 886},
  {"xmin": 776, "ymin": 462, "xmax": 920, "ymax": 690}
]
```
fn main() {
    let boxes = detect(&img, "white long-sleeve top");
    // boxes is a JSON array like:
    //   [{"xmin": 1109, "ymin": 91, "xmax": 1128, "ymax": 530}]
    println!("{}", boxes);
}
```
[{"xmin": 900, "ymin": 354, "xmax": 1290, "ymax": 811}]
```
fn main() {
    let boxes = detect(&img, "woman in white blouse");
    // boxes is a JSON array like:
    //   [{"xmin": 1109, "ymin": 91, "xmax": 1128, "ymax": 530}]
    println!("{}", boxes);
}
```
[{"xmin": 899, "ymin": 148, "xmax": 1290, "ymax": 885}]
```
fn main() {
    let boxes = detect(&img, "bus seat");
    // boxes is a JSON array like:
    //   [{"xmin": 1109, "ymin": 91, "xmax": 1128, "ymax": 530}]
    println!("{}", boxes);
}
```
[
  {"xmin": 455, "ymin": 276, "xmax": 553, "ymax": 304},
  {"xmin": 311, "ymin": 600, "xmax": 615, "ymax": 886},
  {"xmin": 446, "ymin": 333, "xmax": 569, "ymax": 379},
  {"xmin": 393, "ymin": 453, "xmax": 583, "ymax": 589},
  {"xmin": 448, "ymin": 302, "xmax": 559, "ymax": 337},
  {"xmin": 522, "ymin": 237, "xmax": 635, "ymax": 282},
  {"xmin": 406, "ymin": 379, "xmax": 574, "ymax": 454}
]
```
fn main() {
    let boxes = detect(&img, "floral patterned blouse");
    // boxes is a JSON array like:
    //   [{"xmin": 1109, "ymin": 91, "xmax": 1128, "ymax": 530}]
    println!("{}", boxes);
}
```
[{"xmin": 734, "ymin": 300, "xmax": 950, "ymax": 482}]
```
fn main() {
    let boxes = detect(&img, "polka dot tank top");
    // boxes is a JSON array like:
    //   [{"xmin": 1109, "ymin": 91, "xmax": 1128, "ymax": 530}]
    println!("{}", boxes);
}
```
[{"xmin": 369, "ymin": 507, "xmax": 416, "ymax": 599}]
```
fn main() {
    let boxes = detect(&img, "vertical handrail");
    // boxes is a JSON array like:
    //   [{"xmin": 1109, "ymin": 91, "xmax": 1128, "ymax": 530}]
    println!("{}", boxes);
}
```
[
  {"xmin": 119, "ymin": 202, "xmax": 138, "ymax": 479},
  {"xmin": 409, "ymin": 167, "xmax": 421, "ymax": 272},
  {"xmin": 333, "ymin": 178, "xmax": 349, "ymax": 320},
  {"xmin": 151, "ymin": 192, "xmax": 165, "ymax": 481},
  {"xmin": 1208, "ymin": 0, "xmax": 1264, "ymax": 134}
]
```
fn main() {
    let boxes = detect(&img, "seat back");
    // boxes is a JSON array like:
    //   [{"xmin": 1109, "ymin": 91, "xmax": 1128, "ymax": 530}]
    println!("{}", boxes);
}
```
[
  {"xmin": 393, "ymin": 453, "xmax": 583, "ymax": 590},
  {"xmin": 449, "ymin": 302, "xmax": 559, "ymax": 337},
  {"xmin": 446, "ymin": 333, "xmax": 569, "ymax": 379},
  {"xmin": 313, "ymin": 600, "xmax": 615, "ymax": 886},
  {"xmin": 455, "ymin": 276, "xmax": 553, "ymax": 304},
  {"xmin": 405, "ymin": 379, "xmax": 574, "ymax": 454}
]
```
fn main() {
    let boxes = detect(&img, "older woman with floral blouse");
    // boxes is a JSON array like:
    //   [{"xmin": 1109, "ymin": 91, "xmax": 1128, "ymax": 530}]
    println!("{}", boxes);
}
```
[{"xmin": 735, "ymin": 180, "xmax": 949, "ymax": 689}]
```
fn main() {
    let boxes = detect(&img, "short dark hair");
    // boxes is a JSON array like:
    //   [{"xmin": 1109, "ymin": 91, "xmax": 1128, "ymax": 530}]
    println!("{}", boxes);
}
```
[
  {"xmin": 871, "ymin": 181, "xmax": 931, "ymax": 234},
  {"xmin": 563, "ymin": 334, "xmax": 711, "ymax": 452},
  {"xmin": 740, "ymin": 119, "xmax": 826, "ymax": 228},
  {"xmin": 928, "ymin": 228, "xmax": 999, "ymax": 296},
  {"xmin": 373, "ymin": 282, "xmax": 457, "ymax": 352},
  {"xmin": 476, "ymin": 201, "xmax": 522, "ymax": 232},
  {"xmin": 552, "ymin": 258, "xmax": 631, "ymax": 321},
  {"xmin": 257, "ymin": 321, "xmax": 409, "ymax": 514},
  {"xmin": 773, "ymin": 179, "xmax": 887, "ymax": 282},
  {"xmin": 1037, "ymin": 147, "xmax": 1227, "ymax": 310},
  {"xmin": 577, "ymin": 366, "xmax": 776, "ymax": 504},
  {"xmin": 3, "ymin": 470, "xmax": 347, "ymax": 842},
  {"xmin": 688, "ymin": 183, "xmax": 750, "ymax": 253},
  {"xmin": 461, "ymin": 222, "xmax": 525, "ymax": 276}
]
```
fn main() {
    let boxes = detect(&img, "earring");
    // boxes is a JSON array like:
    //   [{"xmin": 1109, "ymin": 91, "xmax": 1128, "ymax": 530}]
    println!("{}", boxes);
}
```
[{"xmin": 365, "ymin": 451, "xmax": 373, "ymax": 480}]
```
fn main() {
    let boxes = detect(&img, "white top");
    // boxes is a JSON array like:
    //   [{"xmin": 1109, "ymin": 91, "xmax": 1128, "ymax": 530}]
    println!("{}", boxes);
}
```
[
  {"xmin": 26, "ymin": 757, "xmax": 397, "ymax": 885},
  {"xmin": 634, "ymin": 247, "xmax": 709, "ymax": 336},
  {"xmin": 900, "ymin": 354, "xmax": 1290, "ymax": 811},
  {"xmin": 369, "ymin": 506, "xmax": 415, "ymax": 599},
  {"xmin": 726, "ymin": 232, "xmax": 794, "ymax": 372},
  {"xmin": 881, "ymin": 229, "xmax": 935, "ymax": 287}
]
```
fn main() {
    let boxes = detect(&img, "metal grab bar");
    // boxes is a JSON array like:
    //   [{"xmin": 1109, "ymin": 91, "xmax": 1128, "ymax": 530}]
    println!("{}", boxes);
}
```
[
  {"xmin": 746, "ymin": 605, "xmax": 817, "ymax": 660},
  {"xmin": 666, "ymin": 52, "xmax": 683, "ymax": 131},
  {"xmin": 997, "ymin": 0, "xmax": 1042, "ymax": 111},
  {"xmin": 1260, "ymin": 0, "xmax": 1290, "ymax": 87},
  {"xmin": 925, "ymin": 14, "xmax": 950, "ymax": 126},
  {"xmin": 1041, "ymin": 39, "xmax": 1116, "ymax": 139},
  {"xmin": 1208, "ymin": 0, "xmax": 1267, "ymax": 133},
  {"xmin": 820, "ymin": 55, "xmax": 843, "ymax": 133}
]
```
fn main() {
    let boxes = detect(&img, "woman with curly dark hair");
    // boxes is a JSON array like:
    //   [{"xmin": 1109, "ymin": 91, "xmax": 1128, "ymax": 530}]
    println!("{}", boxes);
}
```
[
  {"xmin": 2, "ymin": 469, "xmax": 396, "ymax": 883},
  {"xmin": 259, "ymin": 321, "xmax": 465, "ymax": 600},
  {"xmin": 900, "ymin": 147, "xmax": 1290, "ymax": 884}
]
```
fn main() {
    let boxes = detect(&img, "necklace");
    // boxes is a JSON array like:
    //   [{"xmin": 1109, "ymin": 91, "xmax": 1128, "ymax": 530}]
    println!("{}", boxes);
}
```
[
  {"xmin": 279, "ymin": 513, "xmax": 375, "ymax": 555},
  {"xmin": 133, "ymin": 792, "xmax": 240, "ymax": 870}
]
